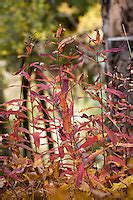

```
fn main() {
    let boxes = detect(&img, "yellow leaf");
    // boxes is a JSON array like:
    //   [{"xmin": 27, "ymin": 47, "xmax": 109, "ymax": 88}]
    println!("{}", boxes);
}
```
[
  {"xmin": 55, "ymin": 184, "xmax": 70, "ymax": 200},
  {"xmin": 53, "ymin": 161, "xmax": 59, "ymax": 178},
  {"xmin": 126, "ymin": 157, "xmax": 133, "ymax": 168},
  {"xmin": 126, "ymin": 183, "xmax": 133, "ymax": 199},
  {"xmin": 111, "ymin": 176, "xmax": 133, "ymax": 192},
  {"xmin": 59, "ymin": 183, "xmax": 70, "ymax": 191},
  {"xmin": 75, "ymin": 189, "xmax": 92, "ymax": 200}
]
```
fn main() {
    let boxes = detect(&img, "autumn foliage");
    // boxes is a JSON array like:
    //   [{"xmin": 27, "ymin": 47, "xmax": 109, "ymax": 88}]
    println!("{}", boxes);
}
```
[{"xmin": 0, "ymin": 24, "xmax": 133, "ymax": 199}]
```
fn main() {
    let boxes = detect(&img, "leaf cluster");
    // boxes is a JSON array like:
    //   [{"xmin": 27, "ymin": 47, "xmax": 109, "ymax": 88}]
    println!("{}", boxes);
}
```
[{"xmin": 0, "ymin": 25, "xmax": 132, "ymax": 199}]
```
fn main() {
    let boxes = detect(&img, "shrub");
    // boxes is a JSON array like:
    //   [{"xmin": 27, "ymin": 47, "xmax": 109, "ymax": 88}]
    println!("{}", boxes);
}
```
[{"xmin": 0, "ymin": 24, "xmax": 132, "ymax": 199}]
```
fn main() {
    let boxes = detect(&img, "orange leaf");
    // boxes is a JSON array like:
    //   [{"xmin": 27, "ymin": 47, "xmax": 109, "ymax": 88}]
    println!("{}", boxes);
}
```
[
  {"xmin": 60, "ymin": 54, "xmax": 80, "ymax": 60},
  {"xmin": 55, "ymin": 24, "xmax": 65, "ymax": 38},
  {"xmin": 63, "ymin": 112, "xmax": 72, "ymax": 133},
  {"xmin": 80, "ymin": 136, "xmax": 98, "ymax": 149},
  {"xmin": 33, "ymin": 132, "xmax": 40, "ymax": 149},
  {"xmin": 76, "ymin": 163, "xmax": 84, "ymax": 187},
  {"xmin": 58, "ymin": 36, "xmax": 76, "ymax": 52},
  {"xmin": 106, "ymin": 155, "xmax": 125, "ymax": 167},
  {"xmin": 63, "ymin": 68, "xmax": 75, "ymax": 79},
  {"xmin": 95, "ymin": 29, "xmax": 100, "ymax": 44},
  {"xmin": 60, "ymin": 91, "xmax": 68, "ymax": 113}
]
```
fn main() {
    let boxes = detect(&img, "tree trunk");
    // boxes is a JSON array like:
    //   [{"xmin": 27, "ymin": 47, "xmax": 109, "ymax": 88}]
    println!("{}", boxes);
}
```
[{"xmin": 102, "ymin": 0, "xmax": 133, "ymax": 38}]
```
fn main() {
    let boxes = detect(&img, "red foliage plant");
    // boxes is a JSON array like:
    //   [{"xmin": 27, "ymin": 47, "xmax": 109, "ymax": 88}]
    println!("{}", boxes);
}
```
[{"xmin": 0, "ymin": 24, "xmax": 132, "ymax": 199}]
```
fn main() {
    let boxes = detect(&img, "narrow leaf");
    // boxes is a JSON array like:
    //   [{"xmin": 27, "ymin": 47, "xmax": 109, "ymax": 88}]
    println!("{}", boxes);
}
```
[
  {"xmin": 86, "ymin": 149, "xmax": 103, "ymax": 163},
  {"xmin": 106, "ymin": 88, "xmax": 126, "ymax": 98},
  {"xmin": 106, "ymin": 155, "xmax": 125, "ymax": 167},
  {"xmin": 55, "ymin": 24, "xmax": 65, "ymax": 38},
  {"xmin": 50, "ymin": 154, "xmax": 60, "ymax": 162},
  {"xmin": 14, "ymin": 65, "xmax": 26, "ymax": 75},
  {"xmin": 62, "ymin": 77, "xmax": 69, "ymax": 95},
  {"xmin": 102, "ymin": 47, "xmax": 124, "ymax": 53},
  {"xmin": 76, "ymin": 163, "xmax": 84, "ymax": 187},
  {"xmin": 95, "ymin": 29, "xmax": 100, "ymax": 44},
  {"xmin": 80, "ymin": 136, "xmax": 98, "ymax": 149},
  {"xmin": 59, "ymin": 146, "xmax": 65, "ymax": 158},
  {"xmin": 58, "ymin": 36, "xmax": 77, "ymax": 52},
  {"xmin": 33, "ymin": 132, "xmax": 40, "ymax": 149}
]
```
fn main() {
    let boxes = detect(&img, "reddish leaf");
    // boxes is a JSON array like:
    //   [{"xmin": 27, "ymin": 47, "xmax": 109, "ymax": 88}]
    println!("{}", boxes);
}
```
[
  {"xmin": 95, "ymin": 82, "xmax": 103, "ymax": 91},
  {"xmin": 33, "ymin": 132, "xmax": 40, "ymax": 149},
  {"xmin": 69, "ymin": 101, "xmax": 74, "ymax": 116},
  {"xmin": 97, "ymin": 119, "xmax": 117, "ymax": 144},
  {"xmin": 106, "ymin": 155, "xmax": 125, "ymax": 167},
  {"xmin": 63, "ymin": 168, "xmax": 73, "ymax": 175},
  {"xmin": 62, "ymin": 76, "xmax": 69, "ymax": 95},
  {"xmin": 58, "ymin": 146, "xmax": 65, "ymax": 158},
  {"xmin": 14, "ymin": 65, "xmax": 27, "ymax": 75},
  {"xmin": 63, "ymin": 68, "xmax": 75, "ymax": 79},
  {"xmin": 3, "ymin": 167, "xmax": 20, "ymax": 181},
  {"xmin": 106, "ymin": 88, "xmax": 126, "ymax": 98},
  {"xmin": 2, "ymin": 99, "xmax": 25, "ymax": 106},
  {"xmin": 95, "ymin": 29, "xmax": 100, "ymax": 44},
  {"xmin": 36, "ymin": 70, "xmax": 53, "ymax": 84},
  {"xmin": 20, "ymin": 71, "xmax": 31, "ymax": 80},
  {"xmin": 53, "ymin": 91, "xmax": 60, "ymax": 104},
  {"xmin": 50, "ymin": 154, "xmax": 60, "ymax": 162},
  {"xmin": 86, "ymin": 149, "xmax": 103, "ymax": 163},
  {"xmin": 80, "ymin": 136, "xmax": 98, "ymax": 149},
  {"xmin": 36, "ymin": 93, "xmax": 53, "ymax": 104},
  {"xmin": 26, "ymin": 44, "xmax": 33, "ymax": 55},
  {"xmin": 58, "ymin": 36, "xmax": 76, "ymax": 52},
  {"xmin": 55, "ymin": 75, "xmax": 60, "ymax": 83},
  {"xmin": 102, "ymin": 47, "xmax": 124, "ymax": 53},
  {"xmin": 64, "ymin": 142, "xmax": 74, "ymax": 155},
  {"xmin": 59, "ymin": 128, "xmax": 67, "ymax": 141},
  {"xmin": 55, "ymin": 24, "xmax": 65, "ymax": 38},
  {"xmin": 76, "ymin": 163, "xmax": 84, "ymax": 187},
  {"xmin": 104, "ymin": 113, "xmax": 120, "ymax": 131},
  {"xmin": 36, "ymin": 83, "xmax": 52, "ymax": 91},
  {"xmin": 17, "ymin": 143, "xmax": 33, "ymax": 152},
  {"xmin": 9, "ymin": 133, "xmax": 26, "ymax": 142},
  {"xmin": 30, "ymin": 62, "xmax": 43, "ymax": 70},
  {"xmin": 18, "ymin": 127, "xmax": 29, "ymax": 134},
  {"xmin": 105, "ymin": 127, "xmax": 118, "ymax": 144},
  {"xmin": 6, "ymin": 110, "xmax": 27, "ymax": 119}
]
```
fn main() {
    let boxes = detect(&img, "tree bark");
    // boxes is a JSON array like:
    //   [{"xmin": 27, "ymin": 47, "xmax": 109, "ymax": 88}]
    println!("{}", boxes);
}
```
[{"xmin": 102, "ymin": 0, "xmax": 133, "ymax": 38}]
